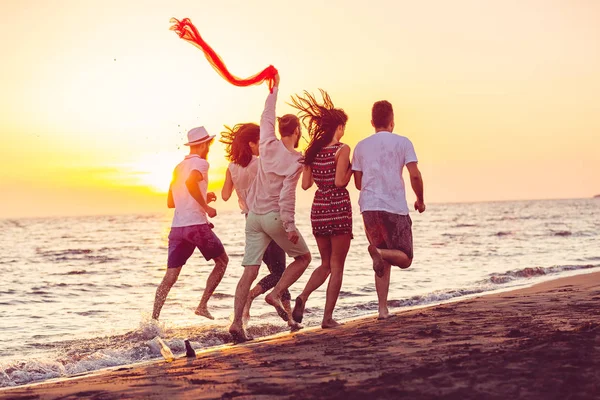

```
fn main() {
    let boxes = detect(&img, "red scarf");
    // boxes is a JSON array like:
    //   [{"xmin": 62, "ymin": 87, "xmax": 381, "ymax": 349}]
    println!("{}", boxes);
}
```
[{"xmin": 170, "ymin": 18, "xmax": 278, "ymax": 92}]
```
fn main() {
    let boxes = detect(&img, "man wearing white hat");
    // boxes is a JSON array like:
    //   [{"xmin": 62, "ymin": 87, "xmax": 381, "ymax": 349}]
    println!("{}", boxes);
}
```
[{"xmin": 152, "ymin": 127, "xmax": 229, "ymax": 321}]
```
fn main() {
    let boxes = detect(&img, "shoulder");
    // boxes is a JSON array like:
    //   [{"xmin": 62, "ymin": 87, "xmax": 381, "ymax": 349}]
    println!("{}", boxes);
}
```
[
  {"xmin": 336, "ymin": 142, "xmax": 351, "ymax": 154},
  {"xmin": 388, "ymin": 133, "xmax": 413, "ymax": 147},
  {"xmin": 354, "ymin": 138, "xmax": 367, "ymax": 152},
  {"xmin": 188, "ymin": 156, "xmax": 209, "ymax": 172}
]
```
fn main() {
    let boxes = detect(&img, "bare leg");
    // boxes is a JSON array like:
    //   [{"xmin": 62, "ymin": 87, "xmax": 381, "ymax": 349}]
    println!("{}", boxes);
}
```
[
  {"xmin": 293, "ymin": 237, "xmax": 332, "ymax": 323},
  {"xmin": 243, "ymin": 283, "xmax": 265, "ymax": 325},
  {"xmin": 379, "ymin": 249, "xmax": 412, "ymax": 269},
  {"xmin": 375, "ymin": 261, "xmax": 392, "ymax": 319},
  {"xmin": 322, "ymin": 234, "xmax": 351, "ymax": 329},
  {"xmin": 195, "ymin": 252, "xmax": 229, "ymax": 320},
  {"xmin": 265, "ymin": 253, "xmax": 312, "ymax": 320},
  {"xmin": 152, "ymin": 267, "xmax": 182, "ymax": 320},
  {"xmin": 229, "ymin": 265, "xmax": 259, "ymax": 342}
]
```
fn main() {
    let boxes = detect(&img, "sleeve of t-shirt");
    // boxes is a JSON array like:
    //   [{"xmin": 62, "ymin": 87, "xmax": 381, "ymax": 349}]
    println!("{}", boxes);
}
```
[
  {"xmin": 404, "ymin": 139, "xmax": 418, "ymax": 165},
  {"xmin": 191, "ymin": 158, "xmax": 210, "ymax": 179},
  {"xmin": 351, "ymin": 143, "xmax": 362, "ymax": 171}
]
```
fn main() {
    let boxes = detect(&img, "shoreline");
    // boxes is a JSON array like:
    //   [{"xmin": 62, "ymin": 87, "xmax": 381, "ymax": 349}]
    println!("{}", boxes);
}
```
[{"xmin": 2, "ymin": 271, "xmax": 599, "ymax": 399}]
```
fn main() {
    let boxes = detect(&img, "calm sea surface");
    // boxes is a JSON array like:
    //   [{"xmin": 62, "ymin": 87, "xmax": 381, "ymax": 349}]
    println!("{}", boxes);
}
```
[{"xmin": 1, "ymin": 198, "xmax": 599, "ymax": 387}]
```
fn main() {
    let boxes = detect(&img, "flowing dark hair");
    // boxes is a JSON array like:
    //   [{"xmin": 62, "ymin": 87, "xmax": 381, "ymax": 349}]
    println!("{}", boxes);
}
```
[
  {"xmin": 220, "ymin": 123, "xmax": 260, "ymax": 168},
  {"xmin": 290, "ymin": 90, "xmax": 348, "ymax": 165}
]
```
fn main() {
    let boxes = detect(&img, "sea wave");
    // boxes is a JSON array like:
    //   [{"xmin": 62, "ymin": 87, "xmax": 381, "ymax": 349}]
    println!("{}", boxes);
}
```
[
  {"xmin": 485, "ymin": 264, "xmax": 597, "ymax": 285},
  {"xmin": 0, "ymin": 316, "xmax": 290, "ymax": 388}
]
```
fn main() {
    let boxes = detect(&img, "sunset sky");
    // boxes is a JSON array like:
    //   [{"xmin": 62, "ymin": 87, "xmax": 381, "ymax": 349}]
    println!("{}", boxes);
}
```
[{"xmin": 1, "ymin": 0, "xmax": 599, "ymax": 218}]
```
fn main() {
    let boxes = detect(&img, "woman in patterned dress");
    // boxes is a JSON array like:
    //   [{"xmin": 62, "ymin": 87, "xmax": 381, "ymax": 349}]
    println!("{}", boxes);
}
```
[
  {"xmin": 220, "ymin": 123, "xmax": 299, "ymax": 332},
  {"xmin": 289, "ymin": 90, "xmax": 353, "ymax": 329}
]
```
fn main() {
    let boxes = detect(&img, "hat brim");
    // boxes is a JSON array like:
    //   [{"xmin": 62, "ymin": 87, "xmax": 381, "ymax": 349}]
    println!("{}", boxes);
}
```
[{"xmin": 184, "ymin": 135, "xmax": 216, "ymax": 146}]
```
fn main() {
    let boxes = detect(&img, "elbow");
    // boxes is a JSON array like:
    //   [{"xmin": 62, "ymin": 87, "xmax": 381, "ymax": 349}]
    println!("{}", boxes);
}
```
[
  {"xmin": 221, "ymin": 191, "xmax": 231, "ymax": 202},
  {"xmin": 335, "ymin": 178, "xmax": 347, "ymax": 188},
  {"xmin": 301, "ymin": 182, "xmax": 311, "ymax": 191}
]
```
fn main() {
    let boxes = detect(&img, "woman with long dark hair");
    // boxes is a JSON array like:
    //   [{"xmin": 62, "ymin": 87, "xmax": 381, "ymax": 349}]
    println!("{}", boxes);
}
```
[
  {"xmin": 289, "ymin": 90, "xmax": 353, "ymax": 328},
  {"xmin": 220, "ymin": 123, "xmax": 298, "ymax": 332}
]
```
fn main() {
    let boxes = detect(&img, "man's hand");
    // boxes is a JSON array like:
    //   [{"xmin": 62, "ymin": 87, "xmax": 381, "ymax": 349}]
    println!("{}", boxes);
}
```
[
  {"xmin": 414, "ymin": 199, "xmax": 426, "ymax": 213},
  {"xmin": 205, "ymin": 206, "xmax": 217, "ymax": 218},
  {"xmin": 207, "ymin": 192, "xmax": 217, "ymax": 203},
  {"xmin": 273, "ymin": 73, "xmax": 280, "ymax": 88},
  {"xmin": 287, "ymin": 230, "xmax": 299, "ymax": 244}
]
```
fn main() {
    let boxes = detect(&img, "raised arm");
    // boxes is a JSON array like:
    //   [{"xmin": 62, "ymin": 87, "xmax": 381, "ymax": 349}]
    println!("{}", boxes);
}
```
[
  {"xmin": 406, "ymin": 162, "xmax": 425, "ymax": 213},
  {"xmin": 259, "ymin": 74, "xmax": 280, "ymax": 144},
  {"xmin": 186, "ymin": 170, "xmax": 217, "ymax": 218},
  {"xmin": 334, "ymin": 144, "xmax": 352, "ymax": 188},
  {"xmin": 221, "ymin": 168, "xmax": 234, "ymax": 202},
  {"xmin": 301, "ymin": 165, "xmax": 314, "ymax": 190}
]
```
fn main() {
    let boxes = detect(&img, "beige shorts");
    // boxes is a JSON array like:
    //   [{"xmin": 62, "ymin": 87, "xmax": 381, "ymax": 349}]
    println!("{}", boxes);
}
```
[{"xmin": 242, "ymin": 211, "xmax": 310, "ymax": 266}]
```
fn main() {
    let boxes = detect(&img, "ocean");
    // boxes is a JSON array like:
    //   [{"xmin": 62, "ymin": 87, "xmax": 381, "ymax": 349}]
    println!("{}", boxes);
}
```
[{"xmin": 1, "ymin": 198, "xmax": 599, "ymax": 388}]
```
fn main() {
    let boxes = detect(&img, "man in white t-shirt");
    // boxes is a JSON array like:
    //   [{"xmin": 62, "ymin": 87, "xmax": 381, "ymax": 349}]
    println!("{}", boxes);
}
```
[
  {"xmin": 152, "ymin": 127, "xmax": 229, "ymax": 321},
  {"xmin": 352, "ymin": 100, "xmax": 425, "ymax": 320}
]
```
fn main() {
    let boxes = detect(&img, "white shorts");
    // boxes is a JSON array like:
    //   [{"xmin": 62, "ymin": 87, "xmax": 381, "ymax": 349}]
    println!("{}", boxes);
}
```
[{"xmin": 241, "ymin": 212, "xmax": 310, "ymax": 266}]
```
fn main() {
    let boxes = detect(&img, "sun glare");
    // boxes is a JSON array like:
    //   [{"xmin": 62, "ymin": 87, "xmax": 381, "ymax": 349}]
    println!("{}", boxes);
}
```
[{"xmin": 127, "ymin": 152, "xmax": 183, "ymax": 193}]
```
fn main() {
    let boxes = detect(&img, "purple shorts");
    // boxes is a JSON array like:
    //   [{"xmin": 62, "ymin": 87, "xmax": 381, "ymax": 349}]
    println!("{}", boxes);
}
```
[
  {"xmin": 362, "ymin": 211, "xmax": 413, "ymax": 259},
  {"xmin": 167, "ymin": 224, "xmax": 225, "ymax": 268}
]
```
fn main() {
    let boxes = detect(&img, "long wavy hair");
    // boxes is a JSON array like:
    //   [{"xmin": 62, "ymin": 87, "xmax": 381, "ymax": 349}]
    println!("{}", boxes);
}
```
[
  {"xmin": 290, "ymin": 90, "xmax": 348, "ymax": 165},
  {"xmin": 220, "ymin": 123, "xmax": 260, "ymax": 168}
]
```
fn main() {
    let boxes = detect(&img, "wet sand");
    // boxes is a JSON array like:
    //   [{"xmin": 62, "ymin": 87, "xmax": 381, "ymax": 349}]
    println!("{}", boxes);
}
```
[{"xmin": 2, "ymin": 272, "xmax": 599, "ymax": 399}]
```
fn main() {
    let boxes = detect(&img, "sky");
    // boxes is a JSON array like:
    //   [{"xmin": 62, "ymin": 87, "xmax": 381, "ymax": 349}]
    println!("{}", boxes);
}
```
[{"xmin": 1, "ymin": 0, "xmax": 599, "ymax": 218}]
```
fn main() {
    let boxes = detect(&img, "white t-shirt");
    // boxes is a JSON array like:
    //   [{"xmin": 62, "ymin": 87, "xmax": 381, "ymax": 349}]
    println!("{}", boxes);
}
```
[
  {"xmin": 352, "ymin": 131, "xmax": 418, "ymax": 215},
  {"xmin": 246, "ymin": 88, "xmax": 303, "ymax": 232},
  {"xmin": 228, "ymin": 156, "xmax": 258, "ymax": 215},
  {"xmin": 171, "ymin": 154, "xmax": 209, "ymax": 227}
]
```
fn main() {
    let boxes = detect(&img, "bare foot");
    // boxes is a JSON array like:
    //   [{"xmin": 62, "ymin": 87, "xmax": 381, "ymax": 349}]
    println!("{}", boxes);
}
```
[
  {"xmin": 377, "ymin": 309, "xmax": 390, "ymax": 320},
  {"xmin": 195, "ymin": 305, "xmax": 215, "ymax": 320},
  {"xmin": 368, "ymin": 245, "xmax": 385, "ymax": 278},
  {"xmin": 292, "ymin": 297, "xmax": 306, "ymax": 323},
  {"xmin": 265, "ymin": 293, "xmax": 289, "ymax": 322},
  {"xmin": 288, "ymin": 320, "xmax": 302, "ymax": 332},
  {"xmin": 321, "ymin": 319, "xmax": 341, "ymax": 329},
  {"xmin": 229, "ymin": 324, "xmax": 251, "ymax": 344}
]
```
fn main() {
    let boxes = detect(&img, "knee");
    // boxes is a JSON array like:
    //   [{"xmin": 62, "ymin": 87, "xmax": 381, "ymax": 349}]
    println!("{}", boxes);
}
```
[
  {"xmin": 162, "ymin": 273, "xmax": 179, "ymax": 287},
  {"xmin": 296, "ymin": 252, "xmax": 312, "ymax": 266},
  {"xmin": 244, "ymin": 266, "xmax": 260, "ymax": 281},
  {"xmin": 218, "ymin": 253, "xmax": 230, "ymax": 267}
]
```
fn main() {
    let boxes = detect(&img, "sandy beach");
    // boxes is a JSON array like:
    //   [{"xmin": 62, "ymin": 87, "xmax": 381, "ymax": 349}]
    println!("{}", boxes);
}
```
[{"xmin": 2, "ymin": 271, "xmax": 599, "ymax": 400}]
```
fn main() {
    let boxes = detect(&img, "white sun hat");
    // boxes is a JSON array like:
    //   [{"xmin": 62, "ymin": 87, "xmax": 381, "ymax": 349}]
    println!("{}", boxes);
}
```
[{"xmin": 184, "ymin": 126, "xmax": 215, "ymax": 146}]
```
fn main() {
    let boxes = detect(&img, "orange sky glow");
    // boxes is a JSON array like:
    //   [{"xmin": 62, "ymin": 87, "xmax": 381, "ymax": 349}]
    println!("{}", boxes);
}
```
[{"xmin": 1, "ymin": 0, "xmax": 599, "ymax": 218}]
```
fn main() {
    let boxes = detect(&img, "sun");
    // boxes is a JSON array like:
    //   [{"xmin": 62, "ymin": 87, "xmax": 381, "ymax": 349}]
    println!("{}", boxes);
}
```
[{"xmin": 127, "ymin": 152, "xmax": 183, "ymax": 193}]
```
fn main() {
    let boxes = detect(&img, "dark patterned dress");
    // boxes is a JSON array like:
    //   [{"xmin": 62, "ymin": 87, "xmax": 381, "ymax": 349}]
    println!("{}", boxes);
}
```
[{"xmin": 310, "ymin": 143, "xmax": 353, "ymax": 237}]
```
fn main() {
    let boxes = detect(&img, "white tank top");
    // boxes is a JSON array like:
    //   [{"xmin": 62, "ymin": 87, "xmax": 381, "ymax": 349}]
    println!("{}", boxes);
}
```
[{"xmin": 228, "ymin": 156, "xmax": 258, "ymax": 214}]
